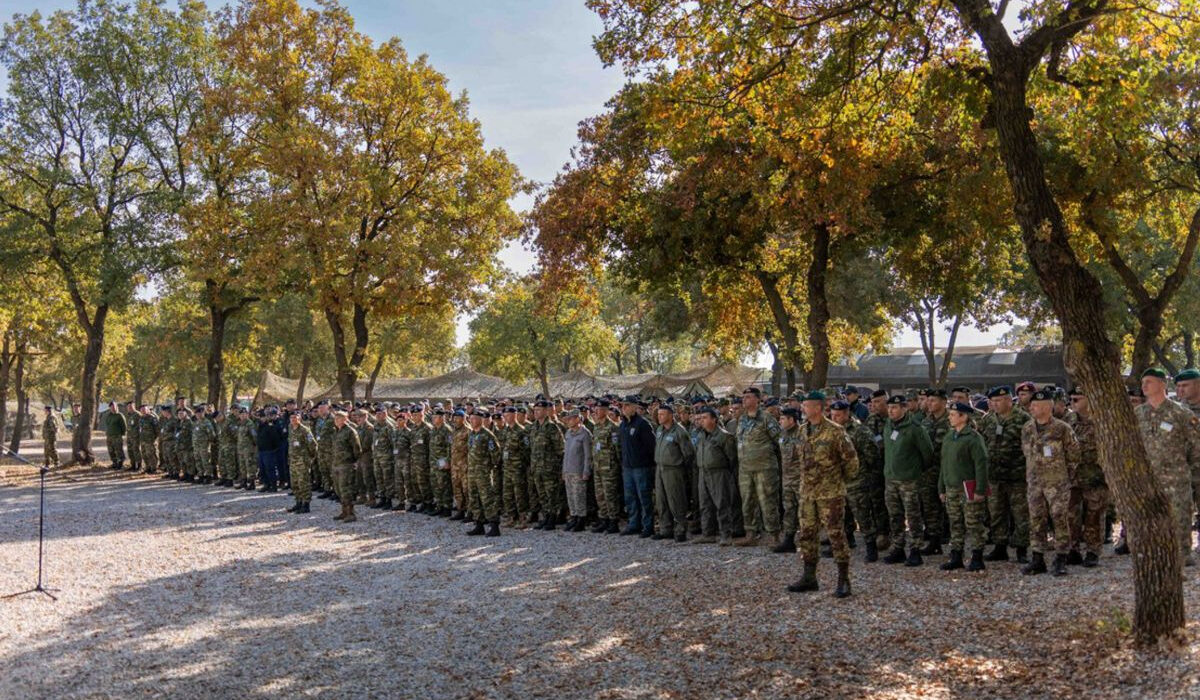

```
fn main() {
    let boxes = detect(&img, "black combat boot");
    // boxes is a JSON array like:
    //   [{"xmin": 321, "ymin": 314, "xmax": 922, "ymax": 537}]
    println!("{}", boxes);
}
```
[
  {"xmin": 772, "ymin": 533, "xmax": 797, "ymax": 554},
  {"xmin": 485, "ymin": 521, "xmax": 501, "ymax": 537},
  {"xmin": 543, "ymin": 514, "xmax": 557, "ymax": 531},
  {"xmin": 1015, "ymin": 546, "xmax": 1028, "ymax": 564},
  {"xmin": 882, "ymin": 547, "xmax": 907, "ymax": 565},
  {"xmin": 1021, "ymin": 551, "xmax": 1047, "ymax": 575},
  {"xmin": 1082, "ymin": 552, "xmax": 1099, "ymax": 568},
  {"xmin": 606, "ymin": 519, "xmax": 621, "ymax": 534},
  {"xmin": 864, "ymin": 540, "xmax": 878, "ymax": 563},
  {"xmin": 591, "ymin": 518, "xmax": 608, "ymax": 533},
  {"xmin": 820, "ymin": 540, "xmax": 833, "ymax": 558},
  {"xmin": 834, "ymin": 562, "xmax": 851, "ymax": 599},
  {"xmin": 1066, "ymin": 549, "xmax": 1083, "ymax": 566},
  {"xmin": 286, "ymin": 499, "xmax": 301, "ymax": 513},
  {"xmin": 966, "ymin": 549, "xmax": 986, "ymax": 572},
  {"xmin": 466, "ymin": 520, "xmax": 485, "ymax": 536},
  {"xmin": 300, "ymin": 501, "xmax": 310, "ymax": 513},
  {"xmin": 940, "ymin": 549, "xmax": 964, "ymax": 571},
  {"xmin": 450, "ymin": 510, "xmax": 465, "ymax": 521},
  {"xmin": 920, "ymin": 541, "xmax": 943, "ymax": 556},
  {"xmin": 564, "ymin": 517, "xmax": 578, "ymax": 531},
  {"xmin": 1051, "ymin": 554, "xmax": 1069, "ymax": 576},
  {"xmin": 984, "ymin": 544, "xmax": 1009, "ymax": 562},
  {"xmin": 904, "ymin": 549, "xmax": 923, "ymax": 567},
  {"xmin": 787, "ymin": 562, "xmax": 819, "ymax": 593}
]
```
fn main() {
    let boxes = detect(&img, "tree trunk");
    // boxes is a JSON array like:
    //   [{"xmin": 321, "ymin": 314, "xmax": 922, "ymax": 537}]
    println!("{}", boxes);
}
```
[
  {"xmin": 0, "ymin": 334, "xmax": 11, "ymax": 447},
  {"xmin": 755, "ymin": 270, "xmax": 800, "ymax": 394},
  {"xmin": 537, "ymin": 358, "xmax": 551, "ymax": 398},
  {"xmin": 229, "ymin": 382, "xmax": 240, "ymax": 409},
  {"xmin": 938, "ymin": 314, "xmax": 964, "ymax": 388},
  {"xmin": 8, "ymin": 347, "xmax": 26, "ymax": 455},
  {"xmin": 325, "ymin": 303, "xmax": 370, "ymax": 400},
  {"xmin": 206, "ymin": 301, "xmax": 229, "ymax": 408},
  {"xmin": 296, "ymin": 354, "xmax": 311, "ymax": 404},
  {"xmin": 766, "ymin": 337, "xmax": 782, "ymax": 396},
  {"xmin": 73, "ymin": 307, "xmax": 108, "ymax": 465},
  {"xmin": 612, "ymin": 351, "xmax": 624, "ymax": 375},
  {"xmin": 914, "ymin": 303, "xmax": 938, "ymax": 387},
  {"xmin": 366, "ymin": 354, "xmax": 385, "ymax": 401},
  {"xmin": 1184, "ymin": 331, "xmax": 1196, "ymax": 368},
  {"xmin": 133, "ymin": 382, "xmax": 145, "ymax": 407},
  {"xmin": 804, "ymin": 223, "xmax": 832, "ymax": 389},
  {"xmin": 969, "ymin": 31, "xmax": 1184, "ymax": 644}
]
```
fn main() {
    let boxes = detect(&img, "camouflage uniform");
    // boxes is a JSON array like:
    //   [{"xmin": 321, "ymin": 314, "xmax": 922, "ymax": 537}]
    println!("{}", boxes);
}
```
[
  {"xmin": 778, "ymin": 423, "xmax": 803, "ymax": 538},
  {"xmin": 591, "ymin": 417, "xmax": 623, "ymax": 522},
  {"xmin": 499, "ymin": 422, "xmax": 530, "ymax": 519},
  {"xmin": 159, "ymin": 413, "xmax": 177, "ymax": 475},
  {"xmin": 450, "ymin": 421, "xmax": 470, "ymax": 512},
  {"xmin": 735, "ymin": 409, "xmax": 783, "ymax": 538},
  {"xmin": 104, "ymin": 409, "xmax": 127, "ymax": 467},
  {"xmin": 920, "ymin": 410, "xmax": 951, "ymax": 547},
  {"xmin": 1135, "ymin": 399, "xmax": 1200, "ymax": 559},
  {"xmin": 41, "ymin": 411, "xmax": 58, "ymax": 468},
  {"xmin": 193, "ymin": 414, "xmax": 217, "ymax": 479},
  {"xmin": 125, "ymin": 409, "xmax": 141, "ymax": 470},
  {"xmin": 530, "ymin": 418, "xmax": 565, "ymax": 519},
  {"xmin": 1066, "ymin": 411, "xmax": 1107, "ymax": 557},
  {"xmin": 355, "ymin": 419, "xmax": 376, "ymax": 501},
  {"xmin": 392, "ymin": 423, "xmax": 411, "ymax": 506},
  {"xmin": 289, "ymin": 421, "xmax": 318, "ymax": 503},
  {"xmin": 429, "ymin": 422, "xmax": 453, "ymax": 510},
  {"xmin": 863, "ymin": 412, "xmax": 892, "ymax": 547},
  {"xmin": 372, "ymin": 417, "xmax": 395, "ymax": 502},
  {"xmin": 139, "ymin": 411, "xmax": 159, "ymax": 473},
  {"xmin": 218, "ymin": 416, "xmax": 238, "ymax": 482},
  {"xmin": 1021, "ymin": 417, "xmax": 1080, "ymax": 556},
  {"xmin": 316, "ymin": 415, "xmax": 336, "ymax": 494},
  {"xmin": 238, "ymin": 416, "xmax": 258, "ymax": 483},
  {"xmin": 332, "ymin": 422, "xmax": 362, "ymax": 506},
  {"xmin": 408, "ymin": 419, "xmax": 433, "ymax": 507},
  {"xmin": 468, "ymin": 426, "xmax": 503, "ymax": 523},
  {"xmin": 796, "ymin": 418, "xmax": 859, "ymax": 564},
  {"xmin": 176, "ymin": 416, "xmax": 195, "ymax": 477},
  {"xmin": 979, "ymin": 407, "xmax": 1031, "ymax": 550},
  {"xmin": 844, "ymin": 418, "xmax": 882, "ymax": 548}
]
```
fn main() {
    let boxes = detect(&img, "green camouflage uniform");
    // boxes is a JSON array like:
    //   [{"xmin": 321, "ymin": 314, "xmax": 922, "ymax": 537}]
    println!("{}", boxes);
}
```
[
  {"xmin": 468, "ymin": 425, "xmax": 503, "ymax": 523},
  {"xmin": 159, "ymin": 414, "xmax": 177, "ymax": 475},
  {"xmin": 429, "ymin": 422, "xmax": 453, "ymax": 509},
  {"xmin": 125, "ymin": 409, "xmax": 141, "ymax": 470},
  {"xmin": 193, "ymin": 414, "xmax": 217, "ymax": 479},
  {"xmin": 42, "ymin": 411, "xmax": 58, "ymax": 468},
  {"xmin": 864, "ymin": 412, "xmax": 892, "ymax": 546},
  {"xmin": 332, "ymin": 422, "xmax": 362, "ymax": 506},
  {"xmin": 355, "ymin": 420, "xmax": 376, "ymax": 500},
  {"xmin": 591, "ymin": 417, "xmax": 622, "ymax": 521},
  {"xmin": 316, "ymin": 415, "xmax": 337, "ymax": 494},
  {"xmin": 843, "ymin": 418, "xmax": 882, "ymax": 547},
  {"xmin": 392, "ymin": 423, "xmax": 411, "ymax": 505},
  {"xmin": 289, "ymin": 422, "xmax": 318, "ymax": 502},
  {"xmin": 1135, "ymin": 399, "xmax": 1200, "ymax": 559},
  {"xmin": 735, "ymin": 409, "xmax": 782, "ymax": 537},
  {"xmin": 778, "ymin": 423, "xmax": 803, "ymax": 538},
  {"xmin": 499, "ymin": 422, "xmax": 530, "ymax": 519},
  {"xmin": 530, "ymin": 418, "xmax": 565, "ymax": 519},
  {"xmin": 372, "ymin": 417, "xmax": 395, "ymax": 501},
  {"xmin": 238, "ymin": 416, "xmax": 258, "ymax": 483},
  {"xmin": 451, "ymin": 422, "xmax": 470, "ymax": 512},
  {"xmin": 797, "ymin": 418, "xmax": 859, "ymax": 564},
  {"xmin": 1021, "ymin": 417, "xmax": 1080, "ymax": 555},
  {"xmin": 408, "ymin": 419, "xmax": 433, "ymax": 506},
  {"xmin": 979, "ymin": 407, "xmax": 1031, "ymax": 549},
  {"xmin": 218, "ymin": 416, "xmax": 239, "ymax": 481},
  {"xmin": 139, "ymin": 412, "xmax": 159, "ymax": 473},
  {"xmin": 920, "ymin": 410, "xmax": 951, "ymax": 547},
  {"xmin": 883, "ymin": 414, "xmax": 933, "ymax": 551},
  {"xmin": 1065, "ymin": 411, "xmax": 1107, "ymax": 556},
  {"xmin": 176, "ymin": 417, "xmax": 194, "ymax": 477}
]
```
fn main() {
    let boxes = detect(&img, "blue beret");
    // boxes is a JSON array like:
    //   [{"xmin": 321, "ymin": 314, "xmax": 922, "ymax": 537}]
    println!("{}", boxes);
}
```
[{"xmin": 830, "ymin": 400, "xmax": 850, "ymax": 411}]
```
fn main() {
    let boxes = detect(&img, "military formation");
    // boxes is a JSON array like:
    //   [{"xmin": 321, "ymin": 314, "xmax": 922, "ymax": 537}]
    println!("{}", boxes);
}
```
[{"xmin": 42, "ymin": 366, "xmax": 1200, "ymax": 598}]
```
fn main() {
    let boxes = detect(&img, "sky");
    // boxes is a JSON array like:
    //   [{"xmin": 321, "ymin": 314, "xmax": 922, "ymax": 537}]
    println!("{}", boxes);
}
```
[{"xmin": 0, "ymin": 0, "xmax": 1011, "ymax": 358}]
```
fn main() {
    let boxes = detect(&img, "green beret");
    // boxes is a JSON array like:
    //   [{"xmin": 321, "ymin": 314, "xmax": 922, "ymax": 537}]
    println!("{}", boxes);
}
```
[
  {"xmin": 803, "ymin": 390, "xmax": 826, "ymax": 402},
  {"xmin": 1174, "ymin": 368, "xmax": 1200, "ymax": 382},
  {"xmin": 1141, "ymin": 367, "xmax": 1167, "ymax": 381}
]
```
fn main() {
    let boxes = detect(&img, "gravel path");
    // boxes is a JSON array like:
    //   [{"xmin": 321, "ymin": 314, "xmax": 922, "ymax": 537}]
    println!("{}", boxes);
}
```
[{"xmin": 2, "ymin": 456, "xmax": 1199, "ymax": 699}]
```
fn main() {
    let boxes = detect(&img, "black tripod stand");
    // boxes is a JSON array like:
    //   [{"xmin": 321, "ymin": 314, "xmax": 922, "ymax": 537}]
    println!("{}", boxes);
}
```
[{"xmin": 2, "ymin": 445, "xmax": 58, "ymax": 600}]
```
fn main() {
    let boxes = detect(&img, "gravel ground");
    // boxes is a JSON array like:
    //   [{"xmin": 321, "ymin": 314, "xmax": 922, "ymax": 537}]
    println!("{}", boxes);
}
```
[{"xmin": 2, "ymin": 443, "xmax": 1200, "ymax": 699}]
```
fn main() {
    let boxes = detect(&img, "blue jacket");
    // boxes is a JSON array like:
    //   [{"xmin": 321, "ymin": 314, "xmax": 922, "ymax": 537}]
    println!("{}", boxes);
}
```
[{"xmin": 619, "ymin": 414, "xmax": 656, "ymax": 470}]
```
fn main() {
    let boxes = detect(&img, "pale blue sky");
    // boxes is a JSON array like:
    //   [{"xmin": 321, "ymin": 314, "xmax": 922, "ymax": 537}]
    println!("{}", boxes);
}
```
[{"xmin": 0, "ymin": 0, "xmax": 1007, "ymax": 353}]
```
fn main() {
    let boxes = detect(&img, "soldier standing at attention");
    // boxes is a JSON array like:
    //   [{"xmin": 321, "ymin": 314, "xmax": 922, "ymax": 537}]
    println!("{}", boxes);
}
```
[
  {"xmin": 286, "ymin": 411, "xmax": 317, "ymax": 514},
  {"xmin": 237, "ymin": 407, "xmax": 258, "ymax": 490},
  {"xmin": 864, "ymin": 389, "xmax": 892, "ymax": 553},
  {"xmin": 139, "ymin": 405, "xmax": 159, "ymax": 474},
  {"xmin": 104, "ymin": 401, "xmax": 127, "ymax": 470},
  {"xmin": 774, "ymin": 407, "xmax": 803, "ymax": 554},
  {"xmin": 692, "ymin": 406, "xmax": 738, "ymax": 545},
  {"xmin": 41, "ymin": 406, "xmax": 58, "ymax": 468},
  {"xmin": 560, "ymin": 409, "xmax": 593, "ymax": 532},
  {"xmin": 429, "ymin": 409, "xmax": 453, "ymax": 516},
  {"xmin": 331, "ymin": 410, "xmax": 362, "ymax": 523},
  {"xmin": 1136, "ymin": 368, "xmax": 1200, "ymax": 566},
  {"xmin": 653, "ymin": 404, "xmax": 695, "ymax": 543},
  {"xmin": 530, "ymin": 399, "xmax": 565, "ymax": 530},
  {"xmin": 465, "ymin": 407, "xmax": 503, "ymax": 537},
  {"xmin": 979, "ymin": 386, "xmax": 1031, "ymax": 564},
  {"xmin": 919, "ymin": 390, "xmax": 950, "ymax": 554},
  {"xmin": 1021, "ymin": 389, "xmax": 1080, "ymax": 576},
  {"xmin": 449, "ymin": 410, "xmax": 470, "ymax": 520},
  {"xmin": 193, "ymin": 404, "xmax": 216, "ymax": 484},
  {"xmin": 499, "ymin": 407, "xmax": 530, "ymax": 527},
  {"xmin": 175, "ymin": 407, "xmax": 195, "ymax": 481},
  {"xmin": 371, "ymin": 407, "xmax": 395, "ymax": 511},
  {"xmin": 787, "ymin": 391, "xmax": 858, "ymax": 598},
  {"xmin": 124, "ymin": 401, "xmax": 141, "ymax": 472},
  {"xmin": 351, "ymin": 409, "xmax": 377, "ymax": 507},
  {"xmin": 158, "ymin": 406, "xmax": 176, "ymax": 479},
  {"xmin": 830, "ymin": 400, "xmax": 882, "ymax": 563},
  {"xmin": 938, "ymin": 402, "xmax": 990, "ymax": 572},
  {"xmin": 881, "ymin": 394, "xmax": 934, "ymax": 567},
  {"xmin": 1171, "ymin": 367, "xmax": 1200, "ymax": 540},
  {"xmin": 590, "ymin": 401, "xmax": 622, "ymax": 534},
  {"xmin": 408, "ymin": 405, "xmax": 435, "ymax": 515},
  {"xmin": 734, "ymin": 387, "xmax": 783, "ymax": 548},
  {"xmin": 1065, "ymin": 388, "xmax": 1106, "ymax": 568}
]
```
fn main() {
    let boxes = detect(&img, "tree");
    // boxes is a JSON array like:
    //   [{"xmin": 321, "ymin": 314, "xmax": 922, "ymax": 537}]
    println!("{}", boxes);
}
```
[
  {"xmin": 0, "ymin": 1, "xmax": 192, "ymax": 462},
  {"xmin": 467, "ymin": 277, "xmax": 617, "ymax": 397}
]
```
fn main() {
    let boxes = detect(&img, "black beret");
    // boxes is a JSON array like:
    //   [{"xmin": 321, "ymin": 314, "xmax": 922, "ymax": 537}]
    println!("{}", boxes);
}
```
[
  {"xmin": 742, "ymin": 386, "xmax": 762, "ymax": 397},
  {"xmin": 987, "ymin": 385, "xmax": 1012, "ymax": 398},
  {"xmin": 950, "ymin": 386, "xmax": 972, "ymax": 395},
  {"xmin": 927, "ymin": 389, "xmax": 948, "ymax": 399},
  {"xmin": 886, "ymin": 395, "xmax": 907, "ymax": 406},
  {"xmin": 1031, "ymin": 389, "xmax": 1053, "ymax": 402},
  {"xmin": 780, "ymin": 407, "xmax": 800, "ymax": 420},
  {"xmin": 871, "ymin": 389, "xmax": 888, "ymax": 399},
  {"xmin": 949, "ymin": 401, "xmax": 974, "ymax": 414}
]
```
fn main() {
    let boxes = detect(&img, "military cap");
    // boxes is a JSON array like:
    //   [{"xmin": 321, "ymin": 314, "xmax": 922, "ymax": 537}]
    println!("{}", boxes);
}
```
[
  {"xmin": 1175, "ymin": 368, "xmax": 1200, "ymax": 382},
  {"xmin": 802, "ymin": 390, "xmax": 826, "ymax": 402},
  {"xmin": 829, "ymin": 400, "xmax": 850, "ymax": 411},
  {"xmin": 844, "ymin": 385, "xmax": 860, "ymax": 395},
  {"xmin": 780, "ymin": 407, "xmax": 801, "ymax": 420},
  {"xmin": 690, "ymin": 397, "xmax": 707, "ymax": 405},
  {"xmin": 917, "ymin": 388, "xmax": 930, "ymax": 397},
  {"xmin": 317, "ymin": 400, "xmax": 330, "ymax": 407},
  {"xmin": 987, "ymin": 385, "xmax": 1013, "ymax": 398},
  {"xmin": 973, "ymin": 399, "xmax": 990, "ymax": 413},
  {"xmin": 597, "ymin": 399, "xmax": 612, "ymax": 408},
  {"xmin": 563, "ymin": 408, "xmax": 582, "ymax": 419},
  {"xmin": 1141, "ymin": 367, "xmax": 1167, "ymax": 381},
  {"xmin": 332, "ymin": 409, "xmax": 349, "ymax": 418},
  {"xmin": 1031, "ymin": 389, "xmax": 1053, "ymax": 402},
  {"xmin": 452, "ymin": 409, "xmax": 466, "ymax": 417},
  {"xmin": 433, "ymin": 409, "xmax": 447, "ymax": 416},
  {"xmin": 731, "ymin": 397, "xmax": 743, "ymax": 405},
  {"xmin": 886, "ymin": 394, "xmax": 906, "ymax": 406},
  {"xmin": 374, "ymin": 406, "xmax": 387, "ymax": 414},
  {"xmin": 1016, "ymin": 381, "xmax": 1036, "ymax": 392},
  {"xmin": 697, "ymin": 406, "xmax": 719, "ymax": 418},
  {"xmin": 871, "ymin": 389, "xmax": 888, "ymax": 399},
  {"xmin": 927, "ymin": 389, "xmax": 948, "ymax": 399},
  {"xmin": 949, "ymin": 401, "xmax": 974, "ymax": 414},
  {"xmin": 1068, "ymin": 386, "xmax": 1085, "ymax": 397},
  {"xmin": 742, "ymin": 386, "xmax": 762, "ymax": 397},
  {"xmin": 656, "ymin": 403, "xmax": 675, "ymax": 413},
  {"xmin": 472, "ymin": 407, "xmax": 489, "ymax": 417},
  {"xmin": 533, "ymin": 399, "xmax": 552, "ymax": 408},
  {"xmin": 764, "ymin": 397, "xmax": 780, "ymax": 407}
]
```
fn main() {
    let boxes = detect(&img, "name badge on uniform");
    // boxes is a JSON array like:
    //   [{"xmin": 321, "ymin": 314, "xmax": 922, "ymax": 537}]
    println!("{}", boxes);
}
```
[
  {"xmin": 437, "ymin": 458, "xmax": 447, "ymax": 468},
  {"xmin": 666, "ymin": 435, "xmax": 675, "ymax": 443},
  {"xmin": 1160, "ymin": 422, "xmax": 1174, "ymax": 433},
  {"xmin": 593, "ymin": 443, "xmax": 601, "ymax": 453},
  {"xmin": 292, "ymin": 440, "xmax": 299, "ymax": 448},
  {"xmin": 1043, "ymin": 445, "xmax": 1053, "ymax": 457},
  {"xmin": 872, "ymin": 435, "xmax": 883, "ymax": 444},
  {"xmin": 504, "ymin": 449, "xmax": 511, "ymax": 459},
  {"xmin": 995, "ymin": 424, "xmax": 1003, "ymax": 436},
  {"xmin": 889, "ymin": 430, "xmax": 899, "ymax": 441}
]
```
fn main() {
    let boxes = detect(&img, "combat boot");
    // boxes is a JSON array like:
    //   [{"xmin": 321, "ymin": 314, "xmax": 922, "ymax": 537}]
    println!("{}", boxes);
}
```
[
  {"xmin": 882, "ymin": 547, "xmax": 907, "ymax": 564},
  {"xmin": 733, "ymin": 533, "xmax": 760, "ymax": 547},
  {"xmin": 940, "ymin": 550, "xmax": 964, "ymax": 571},
  {"xmin": 1051, "ymin": 553, "xmax": 1068, "ymax": 576},
  {"xmin": 605, "ymin": 520, "xmax": 620, "ymax": 534},
  {"xmin": 820, "ymin": 540, "xmax": 833, "ymax": 558},
  {"xmin": 691, "ymin": 534, "xmax": 718, "ymax": 545},
  {"xmin": 1082, "ymin": 552, "xmax": 1099, "ymax": 568},
  {"xmin": 966, "ymin": 549, "xmax": 986, "ymax": 572},
  {"xmin": 450, "ymin": 510, "xmax": 465, "ymax": 521},
  {"xmin": 342, "ymin": 504, "xmax": 357, "ymax": 523},
  {"xmin": 1021, "ymin": 551, "xmax": 1047, "ymax": 575},
  {"xmin": 904, "ymin": 549, "xmax": 923, "ymax": 567},
  {"xmin": 564, "ymin": 517, "xmax": 578, "ymax": 531},
  {"xmin": 466, "ymin": 520, "xmax": 485, "ymax": 536},
  {"xmin": 485, "ymin": 521, "xmax": 501, "ymax": 537},
  {"xmin": 543, "ymin": 514, "xmax": 557, "ymax": 531},
  {"xmin": 864, "ymin": 540, "xmax": 878, "ymax": 563},
  {"xmin": 365, "ymin": 495, "xmax": 378, "ymax": 508},
  {"xmin": 834, "ymin": 562, "xmax": 851, "ymax": 599},
  {"xmin": 786, "ymin": 562, "xmax": 819, "ymax": 593},
  {"xmin": 591, "ymin": 518, "xmax": 608, "ymax": 533},
  {"xmin": 574, "ymin": 518, "xmax": 589, "ymax": 533},
  {"xmin": 333, "ymin": 503, "xmax": 348, "ymax": 521},
  {"xmin": 300, "ymin": 501, "xmax": 310, "ymax": 513},
  {"xmin": 390, "ymin": 500, "xmax": 404, "ymax": 511},
  {"xmin": 985, "ymin": 544, "xmax": 1009, "ymax": 562},
  {"xmin": 286, "ymin": 499, "xmax": 301, "ymax": 513},
  {"xmin": 1066, "ymin": 549, "xmax": 1083, "ymax": 566},
  {"xmin": 920, "ymin": 541, "xmax": 943, "ymax": 556},
  {"xmin": 772, "ymin": 533, "xmax": 797, "ymax": 554},
  {"xmin": 719, "ymin": 534, "xmax": 733, "ymax": 546},
  {"xmin": 1015, "ymin": 546, "xmax": 1028, "ymax": 564}
]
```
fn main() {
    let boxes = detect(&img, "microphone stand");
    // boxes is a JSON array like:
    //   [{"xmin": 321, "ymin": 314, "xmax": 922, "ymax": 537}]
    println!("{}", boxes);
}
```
[{"xmin": 2, "ymin": 445, "xmax": 58, "ymax": 600}]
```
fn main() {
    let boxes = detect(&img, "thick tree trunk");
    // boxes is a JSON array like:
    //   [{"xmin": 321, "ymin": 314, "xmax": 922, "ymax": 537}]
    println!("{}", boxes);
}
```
[
  {"xmin": 755, "ymin": 270, "xmax": 800, "ymax": 394},
  {"xmin": 206, "ymin": 302, "xmax": 229, "ymax": 409},
  {"xmin": 804, "ymin": 223, "xmax": 832, "ymax": 389},
  {"xmin": 974, "ymin": 38, "xmax": 1184, "ymax": 644},
  {"xmin": 296, "ymin": 354, "xmax": 311, "ymax": 404},
  {"xmin": 938, "ymin": 314, "xmax": 963, "ymax": 388},
  {"xmin": 1184, "ymin": 331, "xmax": 1196, "ymax": 368},
  {"xmin": 325, "ymin": 303, "xmax": 370, "ymax": 400},
  {"xmin": 7, "ymin": 348, "xmax": 26, "ymax": 454},
  {"xmin": 73, "ymin": 307, "xmax": 108, "ymax": 465},
  {"xmin": 0, "ymin": 335, "xmax": 11, "ymax": 447},
  {"xmin": 766, "ymin": 337, "xmax": 782, "ymax": 396}
]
